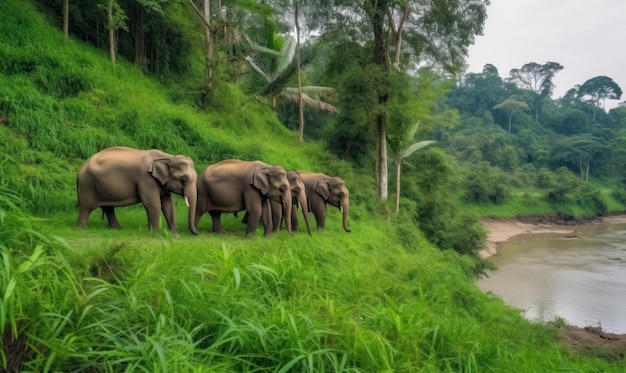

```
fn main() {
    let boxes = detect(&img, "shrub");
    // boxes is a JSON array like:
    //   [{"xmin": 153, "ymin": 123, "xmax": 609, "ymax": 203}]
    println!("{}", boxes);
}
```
[
  {"xmin": 462, "ymin": 162, "xmax": 509, "ymax": 204},
  {"xmin": 613, "ymin": 189, "xmax": 626, "ymax": 204}
]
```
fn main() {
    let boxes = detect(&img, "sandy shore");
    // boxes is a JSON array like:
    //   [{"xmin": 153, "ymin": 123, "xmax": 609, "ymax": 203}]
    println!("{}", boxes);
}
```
[{"xmin": 480, "ymin": 215, "xmax": 626, "ymax": 258}]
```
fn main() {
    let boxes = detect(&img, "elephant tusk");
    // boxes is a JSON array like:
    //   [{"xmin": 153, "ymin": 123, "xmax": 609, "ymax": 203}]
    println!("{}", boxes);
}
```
[
  {"xmin": 184, "ymin": 195, "xmax": 190, "ymax": 207},
  {"xmin": 340, "ymin": 205, "xmax": 344, "ymax": 213}
]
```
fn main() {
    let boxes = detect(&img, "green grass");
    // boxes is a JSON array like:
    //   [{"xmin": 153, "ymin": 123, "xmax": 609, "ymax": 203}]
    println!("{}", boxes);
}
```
[
  {"xmin": 466, "ymin": 187, "xmax": 626, "ymax": 219},
  {"xmin": 3, "ymin": 192, "xmax": 623, "ymax": 372}
]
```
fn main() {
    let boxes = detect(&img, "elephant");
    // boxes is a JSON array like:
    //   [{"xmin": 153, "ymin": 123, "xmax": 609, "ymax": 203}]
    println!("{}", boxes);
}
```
[
  {"xmin": 299, "ymin": 171, "xmax": 351, "ymax": 232},
  {"xmin": 76, "ymin": 146, "xmax": 199, "ymax": 236},
  {"xmin": 268, "ymin": 171, "xmax": 312, "ymax": 235},
  {"xmin": 195, "ymin": 159, "xmax": 293, "ymax": 237}
]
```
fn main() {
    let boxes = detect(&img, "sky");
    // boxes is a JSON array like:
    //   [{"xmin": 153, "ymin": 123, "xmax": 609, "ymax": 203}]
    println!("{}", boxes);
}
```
[{"xmin": 465, "ymin": 0, "xmax": 626, "ymax": 110}]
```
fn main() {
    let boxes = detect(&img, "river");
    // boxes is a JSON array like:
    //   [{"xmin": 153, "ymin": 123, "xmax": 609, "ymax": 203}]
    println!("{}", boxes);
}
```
[{"xmin": 477, "ymin": 220, "xmax": 626, "ymax": 334}]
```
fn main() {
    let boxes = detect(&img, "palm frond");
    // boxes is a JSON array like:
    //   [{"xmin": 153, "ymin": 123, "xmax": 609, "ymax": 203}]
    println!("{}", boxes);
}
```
[
  {"xmin": 244, "ymin": 56, "xmax": 272, "ymax": 82},
  {"xmin": 243, "ymin": 34, "xmax": 282, "ymax": 56},
  {"xmin": 402, "ymin": 140, "xmax": 435, "ymax": 159},
  {"xmin": 279, "ymin": 89, "xmax": 340, "ymax": 113},
  {"xmin": 276, "ymin": 36, "xmax": 296, "ymax": 73}
]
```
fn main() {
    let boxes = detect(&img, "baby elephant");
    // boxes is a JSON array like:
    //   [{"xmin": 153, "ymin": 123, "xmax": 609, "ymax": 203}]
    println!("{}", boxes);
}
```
[{"xmin": 76, "ymin": 146, "xmax": 199, "ymax": 236}]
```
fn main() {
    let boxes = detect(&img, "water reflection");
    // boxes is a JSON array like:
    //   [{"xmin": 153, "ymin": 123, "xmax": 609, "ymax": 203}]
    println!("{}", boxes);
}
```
[{"xmin": 477, "ymin": 222, "xmax": 626, "ymax": 333}]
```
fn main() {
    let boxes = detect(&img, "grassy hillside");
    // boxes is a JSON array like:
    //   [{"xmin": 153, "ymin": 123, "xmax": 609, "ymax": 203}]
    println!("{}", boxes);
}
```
[{"xmin": 1, "ymin": 1, "xmax": 624, "ymax": 371}]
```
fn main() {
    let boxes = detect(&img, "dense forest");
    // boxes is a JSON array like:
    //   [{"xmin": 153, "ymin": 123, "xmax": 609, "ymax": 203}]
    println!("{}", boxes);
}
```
[{"xmin": 2, "ymin": 0, "xmax": 626, "ymax": 371}]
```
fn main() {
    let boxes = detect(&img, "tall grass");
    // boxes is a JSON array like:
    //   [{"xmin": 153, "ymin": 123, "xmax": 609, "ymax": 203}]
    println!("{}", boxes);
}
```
[{"xmin": 2, "ymin": 191, "xmax": 623, "ymax": 372}]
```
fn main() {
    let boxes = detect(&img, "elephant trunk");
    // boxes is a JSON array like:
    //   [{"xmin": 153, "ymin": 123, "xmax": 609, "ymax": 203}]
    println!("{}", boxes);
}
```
[
  {"xmin": 298, "ymin": 192, "xmax": 312, "ymax": 236},
  {"xmin": 185, "ymin": 182, "xmax": 199, "ymax": 235},
  {"xmin": 341, "ymin": 197, "xmax": 350, "ymax": 233},
  {"xmin": 284, "ymin": 189, "xmax": 293, "ymax": 235}
]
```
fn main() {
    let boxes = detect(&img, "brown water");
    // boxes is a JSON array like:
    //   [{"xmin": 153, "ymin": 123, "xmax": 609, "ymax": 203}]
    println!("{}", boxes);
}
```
[{"xmin": 477, "ymin": 221, "xmax": 626, "ymax": 333}]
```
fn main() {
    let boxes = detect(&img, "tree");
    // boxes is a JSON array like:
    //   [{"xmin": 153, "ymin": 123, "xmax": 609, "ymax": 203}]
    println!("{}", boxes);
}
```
[
  {"xmin": 448, "ymin": 65, "xmax": 516, "ymax": 118},
  {"xmin": 245, "ymin": 38, "xmax": 339, "ymax": 129},
  {"xmin": 100, "ymin": 0, "xmax": 128, "ymax": 64},
  {"xmin": 389, "ymin": 121, "xmax": 434, "ymax": 215},
  {"xmin": 317, "ymin": 0, "xmax": 488, "ymax": 200},
  {"xmin": 552, "ymin": 135, "xmax": 605, "ymax": 181},
  {"xmin": 577, "ymin": 76, "xmax": 623, "ymax": 119},
  {"xmin": 387, "ymin": 68, "xmax": 455, "ymax": 215},
  {"xmin": 507, "ymin": 61, "xmax": 563, "ymax": 122},
  {"xmin": 507, "ymin": 61, "xmax": 563, "ymax": 95},
  {"xmin": 493, "ymin": 98, "xmax": 529, "ymax": 133},
  {"xmin": 186, "ymin": 0, "xmax": 214, "ymax": 88},
  {"xmin": 63, "ymin": 0, "xmax": 69, "ymax": 38}
]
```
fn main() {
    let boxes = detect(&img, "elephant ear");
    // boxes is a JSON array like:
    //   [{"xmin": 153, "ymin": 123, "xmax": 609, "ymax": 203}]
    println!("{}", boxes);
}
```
[
  {"xmin": 149, "ymin": 158, "xmax": 171, "ymax": 185},
  {"xmin": 315, "ymin": 178, "xmax": 332, "ymax": 199},
  {"xmin": 251, "ymin": 168, "xmax": 271, "ymax": 195}
]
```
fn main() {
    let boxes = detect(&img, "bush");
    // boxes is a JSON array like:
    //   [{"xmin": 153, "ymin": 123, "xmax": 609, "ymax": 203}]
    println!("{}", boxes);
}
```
[
  {"xmin": 544, "ymin": 167, "xmax": 584, "ymax": 205},
  {"xmin": 536, "ymin": 167, "xmax": 554, "ymax": 188},
  {"xmin": 613, "ymin": 189, "xmax": 626, "ymax": 204},
  {"xmin": 462, "ymin": 162, "xmax": 509, "ymax": 204}
]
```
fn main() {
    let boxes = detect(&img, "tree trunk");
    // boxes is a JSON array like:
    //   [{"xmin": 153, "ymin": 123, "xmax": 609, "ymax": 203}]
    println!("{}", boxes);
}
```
[
  {"xmin": 187, "ymin": 0, "xmax": 214, "ymax": 87},
  {"xmin": 295, "ymin": 1, "xmax": 305, "ymax": 141},
  {"xmin": 377, "ymin": 115, "xmax": 388, "ymax": 200},
  {"xmin": 63, "ymin": 0, "xmax": 69, "ymax": 38},
  {"xmin": 395, "ymin": 153, "xmax": 401, "ymax": 215},
  {"xmin": 203, "ymin": 0, "xmax": 213, "ymax": 88},
  {"xmin": 108, "ymin": 0, "xmax": 116, "ymax": 64},
  {"xmin": 372, "ymin": 0, "xmax": 389, "ymax": 201},
  {"xmin": 133, "ymin": 4, "xmax": 146, "ymax": 70}
]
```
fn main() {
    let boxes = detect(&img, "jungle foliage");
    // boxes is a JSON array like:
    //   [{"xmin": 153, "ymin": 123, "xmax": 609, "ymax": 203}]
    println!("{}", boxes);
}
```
[{"xmin": 1, "ymin": 0, "xmax": 626, "ymax": 371}]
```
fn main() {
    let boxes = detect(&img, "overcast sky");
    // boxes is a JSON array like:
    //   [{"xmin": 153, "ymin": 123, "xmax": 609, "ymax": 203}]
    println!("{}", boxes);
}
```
[{"xmin": 465, "ymin": 0, "xmax": 626, "ymax": 110}]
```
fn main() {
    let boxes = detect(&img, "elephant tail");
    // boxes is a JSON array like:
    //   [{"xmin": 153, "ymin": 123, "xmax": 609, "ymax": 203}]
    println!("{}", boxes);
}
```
[{"xmin": 75, "ymin": 176, "xmax": 80, "ymax": 208}]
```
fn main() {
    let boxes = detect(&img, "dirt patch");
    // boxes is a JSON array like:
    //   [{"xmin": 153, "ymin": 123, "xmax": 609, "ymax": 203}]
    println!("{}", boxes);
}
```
[{"xmin": 559, "ymin": 325, "xmax": 626, "ymax": 360}]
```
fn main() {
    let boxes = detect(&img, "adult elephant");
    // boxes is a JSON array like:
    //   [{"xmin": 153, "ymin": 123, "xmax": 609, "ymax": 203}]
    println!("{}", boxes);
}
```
[
  {"xmin": 195, "ymin": 160, "xmax": 293, "ymax": 237},
  {"xmin": 76, "ymin": 146, "xmax": 199, "ymax": 236},
  {"xmin": 266, "ymin": 171, "xmax": 312, "ymax": 235},
  {"xmin": 299, "ymin": 171, "xmax": 351, "ymax": 232}
]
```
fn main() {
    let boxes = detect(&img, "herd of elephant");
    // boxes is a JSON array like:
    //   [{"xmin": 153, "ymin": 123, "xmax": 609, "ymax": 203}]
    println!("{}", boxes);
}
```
[{"xmin": 75, "ymin": 146, "xmax": 350, "ymax": 237}]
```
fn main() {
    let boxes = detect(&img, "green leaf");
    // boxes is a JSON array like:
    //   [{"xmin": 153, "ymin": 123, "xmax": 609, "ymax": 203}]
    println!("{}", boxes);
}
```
[{"xmin": 402, "ymin": 140, "xmax": 435, "ymax": 159}]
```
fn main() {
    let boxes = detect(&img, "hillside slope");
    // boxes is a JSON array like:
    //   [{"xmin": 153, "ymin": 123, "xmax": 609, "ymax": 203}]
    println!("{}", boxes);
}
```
[{"xmin": 1, "ymin": 1, "xmax": 623, "ymax": 372}]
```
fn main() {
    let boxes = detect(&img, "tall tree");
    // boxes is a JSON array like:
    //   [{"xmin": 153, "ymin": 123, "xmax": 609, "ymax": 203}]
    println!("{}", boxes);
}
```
[
  {"xmin": 186, "ymin": 0, "xmax": 214, "ymax": 88},
  {"xmin": 552, "ymin": 135, "xmax": 604, "ymax": 181},
  {"xmin": 493, "ymin": 98, "xmax": 529, "ymax": 133},
  {"xmin": 63, "ymin": 0, "xmax": 69, "ymax": 38},
  {"xmin": 390, "ymin": 121, "xmax": 434, "ymax": 215},
  {"xmin": 317, "ymin": 0, "xmax": 488, "ymax": 200},
  {"xmin": 507, "ymin": 61, "xmax": 563, "ymax": 122},
  {"xmin": 576, "ymin": 76, "xmax": 623, "ymax": 119},
  {"xmin": 387, "ymin": 68, "xmax": 456, "ymax": 214},
  {"xmin": 507, "ymin": 62, "xmax": 563, "ymax": 95},
  {"xmin": 101, "ymin": 0, "xmax": 128, "ymax": 64}
]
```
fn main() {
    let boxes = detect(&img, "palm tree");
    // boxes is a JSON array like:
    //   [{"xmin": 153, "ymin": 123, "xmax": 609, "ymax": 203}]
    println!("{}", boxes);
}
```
[
  {"xmin": 245, "ymin": 36, "xmax": 339, "ymax": 139},
  {"xmin": 388, "ymin": 121, "xmax": 435, "ymax": 215}
]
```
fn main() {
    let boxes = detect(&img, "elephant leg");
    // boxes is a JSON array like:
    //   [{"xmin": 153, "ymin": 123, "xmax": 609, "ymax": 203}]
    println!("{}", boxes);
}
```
[
  {"xmin": 142, "ymin": 200, "xmax": 162, "ymax": 232},
  {"xmin": 161, "ymin": 194, "xmax": 179, "ymax": 237},
  {"xmin": 312, "ymin": 205, "xmax": 326, "ymax": 230},
  {"xmin": 76, "ymin": 205, "xmax": 94, "ymax": 228},
  {"xmin": 262, "ymin": 199, "xmax": 273, "ymax": 237},
  {"xmin": 210, "ymin": 211, "xmax": 226, "ymax": 234},
  {"xmin": 243, "ymin": 194, "xmax": 262, "ymax": 236},
  {"xmin": 102, "ymin": 206, "xmax": 122, "ymax": 229},
  {"xmin": 291, "ymin": 204, "xmax": 299, "ymax": 232},
  {"xmin": 270, "ymin": 200, "xmax": 282, "ymax": 233}
]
